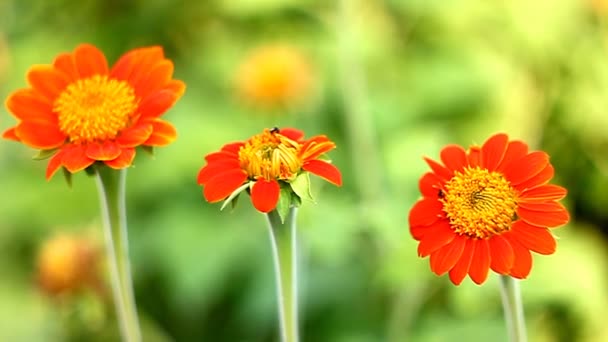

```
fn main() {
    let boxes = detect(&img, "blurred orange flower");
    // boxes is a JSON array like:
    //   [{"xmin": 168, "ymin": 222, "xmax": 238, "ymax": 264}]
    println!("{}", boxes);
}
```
[
  {"xmin": 3, "ymin": 44, "xmax": 185, "ymax": 179},
  {"xmin": 37, "ymin": 234, "xmax": 100, "ymax": 296},
  {"xmin": 235, "ymin": 45, "xmax": 314, "ymax": 109},
  {"xmin": 409, "ymin": 134, "xmax": 569, "ymax": 285},
  {"xmin": 198, "ymin": 127, "xmax": 342, "ymax": 213}
]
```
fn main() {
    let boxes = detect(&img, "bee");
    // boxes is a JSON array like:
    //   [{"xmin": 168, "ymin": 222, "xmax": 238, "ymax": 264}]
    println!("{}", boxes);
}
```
[
  {"xmin": 438, "ymin": 189, "xmax": 445, "ymax": 198},
  {"xmin": 270, "ymin": 127, "xmax": 280, "ymax": 134}
]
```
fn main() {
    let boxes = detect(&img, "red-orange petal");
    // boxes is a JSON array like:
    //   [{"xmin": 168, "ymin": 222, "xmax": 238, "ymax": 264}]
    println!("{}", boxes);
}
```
[
  {"xmin": 46, "ymin": 149, "xmax": 64, "ymax": 180},
  {"xmin": 424, "ymin": 157, "xmax": 452, "ymax": 181},
  {"xmin": 163, "ymin": 80, "xmax": 186, "ymax": 98},
  {"xmin": 409, "ymin": 198, "xmax": 444, "ymax": 228},
  {"xmin": 302, "ymin": 160, "xmax": 342, "ymax": 186},
  {"xmin": 517, "ymin": 203, "xmax": 569, "ymax": 227},
  {"xmin": 138, "ymin": 90, "xmax": 180, "ymax": 120},
  {"xmin": 505, "ymin": 237, "xmax": 532, "ymax": 279},
  {"xmin": 104, "ymin": 148, "xmax": 136, "ymax": 169},
  {"xmin": 53, "ymin": 53, "xmax": 78, "ymax": 80},
  {"xmin": 203, "ymin": 169, "xmax": 248, "ymax": 202},
  {"xmin": 6, "ymin": 89, "xmax": 56, "ymax": 123},
  {"xmin": 279, "ymin": 128, "xmax": 304, "ymax": 141},
  {"xmin": 419, "ymin": 172, "xmax": 443, "ymax": 198},
  {"xmin": 221, "ymin": 142, "xmax": 245, "ymax": 154},
  {"xmin": 488, "ymin": 234, "xmax": 514, "ymax": 274},
  {"xmin": 468, "ymin": 239, "xmax": 490, "ymax": 284},
  {"xmin": 197, "ymin": 159, "xmax": 241, "ymax": 185},
  {"xmin": 251, "ymin": 179, "xmax": 281, "ymax": 213},
  {"xmin": 467, "ymin": 146, "xmax": 481, "ymax": 167},
  {"xmin": 509, "ymin": 221, "xmax": 556, "ymax": 255},
  {"xmin": 86, "ymin": 141, "xmax": 122, "ymax": 160},
  {"xmin": 440, "ymin": 145, "xmax": 467, "ymax": 173},
  {"xmin": 205, "ymin": 151, "xmax": 239, "ymax": 162},
  {"xmin": 2, "ymin": 127, "xmax": 20, "ymax": 141},
  {"xmin": 74, "ymin": 44, "xmax": 109, "ymax": 78},
  {"xmin": 144, "ymin": 120, "xmax": 177, "ymax": 146},
  {"xmin": 496, "ymin": 140, "xmax": 529, "ymax": 172},
  {"xmin": 515, "ymin": 164, "xmax": 554, "ymax": 191},
  {"xmin": 503, "ymin": 151, "xmax": 549, "ymax": 186},
  {"xmin": 481, "ymin": 133, "xmax": 508, "ymax": 171},
  {"xmin": 134, "ymin": 60, "xmax": 174, "ymax": 98},
  {"xmin": 429, "ymin": 235, "xmax": 466, "ymax": 276},
  {"xmin": 417, "ymin": 220, "xmax": 456, "ymax": 257},
  {"xmin": 110, "ymin": 46, "xmax": 164, "ymax": 83},
  {"xmin": 27, "ymin": 65, "xmax": 70, "ymax": 101},
  {"xmin": 520, "ymin": 184, "xmax": 567, "ymax": 202},
  {"xmin": 449, "ymin": 238, "xmax": 475, "ymax": 285},
  {"xmin": 116, "ymin": 123, "xmax": 154, "ymax": 147},
  {"xmin": 61, "ymin": 145, "xmax": 95, "ymax": 173},
  {"xmin": 15, "ymin": 121, "xmax": 65, "ymax": 149}
]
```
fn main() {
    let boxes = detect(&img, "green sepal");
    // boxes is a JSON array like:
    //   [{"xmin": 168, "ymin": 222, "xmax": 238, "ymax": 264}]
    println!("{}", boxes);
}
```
[
  {"xmin": 62, "ymin": 167, "xmax": 73, "ymax": 188},
  {"xmin": 275, "ymin": 185, "xmax": 293, "ymax": 223},
  {"xmin": 290, "ymin": 172, "xmax": 315, "ymax": 203},
  {"xmin": 32, "ymin": 149, "xmax": 58, "ymax": 160},
  {"xmin": 220, "ymin": 182, "xmax": 251, "ymax": 211},
  {"xmin": 141, "ymin": 145, "xmax": 155, "ymax": 156},
  {"xmin": 84, "ymin": 165, "xmax": 96, "ymax": 176},
  {"xmin": 291, "ymin": 191, "xmax": 302, "ymax": 207}
]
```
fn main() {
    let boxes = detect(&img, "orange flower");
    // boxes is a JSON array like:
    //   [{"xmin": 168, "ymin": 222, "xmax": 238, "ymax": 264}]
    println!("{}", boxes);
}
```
[
  {"xmin": 198, "ymin": 127, "xmax": 342, "ymax": 213},
  {"xmin": 235, "ymin": 45, "xmax": 314, "ymax": 109},
  {"xmin": 409, "ymin": 134, "xmax": 569, "ymax": 285},
  {"xmin": 3, "ymin": 44, "xmax": 185, "ymax": 179}
]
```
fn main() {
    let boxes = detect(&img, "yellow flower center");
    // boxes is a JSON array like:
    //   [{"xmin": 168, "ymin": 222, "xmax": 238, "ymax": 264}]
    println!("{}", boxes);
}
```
[
  {"xmin": 239, "ymin": 129, "xmax": 302, "ymax": 181},
  {"xmin": 54, "ymin": 75, "xmax": 138, "ymax": 144},
  {"xmin": 441, "ymin": 167, "xmax": 518, "ymax": 239}
]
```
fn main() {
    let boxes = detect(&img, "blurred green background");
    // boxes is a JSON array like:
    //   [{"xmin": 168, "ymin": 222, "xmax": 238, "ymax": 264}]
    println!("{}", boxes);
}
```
[{"xmin": 1, "ymin": 0, "xmax": 608, "ymax": 341}]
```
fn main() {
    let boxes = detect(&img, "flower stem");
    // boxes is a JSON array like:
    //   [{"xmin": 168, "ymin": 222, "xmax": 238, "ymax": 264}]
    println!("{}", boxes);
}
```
[
  {"xmin": 265, "ymin": 207, "xmax": 299, "ymax": 342},
  {"xmin": 499, "ymin": 275, "xmax": 527, "ymax": 342},
  {"xmin": 95, "ymin": 167, "xmax": 141, "ymax": 342}
]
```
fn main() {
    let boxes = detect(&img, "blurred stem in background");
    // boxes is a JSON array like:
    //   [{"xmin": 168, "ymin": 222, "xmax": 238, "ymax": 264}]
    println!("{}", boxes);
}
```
[
  {"xmin": 266, "ymin": 208, "xmax": 299, "ymax": 342},
  {"xmin": 95, "ymin": 167, "xmax": 141, "ymax": 342},
  {"xmin": 499, "ymin": 275, "xmax": 527, "ymax": 342}
]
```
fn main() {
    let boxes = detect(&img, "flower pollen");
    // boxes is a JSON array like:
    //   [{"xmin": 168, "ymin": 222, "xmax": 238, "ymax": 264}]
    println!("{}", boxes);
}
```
[
  {"xmin": 238, "ymin": 129, "xmax": 301, "ymax": 181},
  {"xmin": 54, "ymin": 75, "xmax": 138, "ymax": 143},
  {"xmin": 441, "ymin": 166, "xmax": 517, "ymax": 239}
]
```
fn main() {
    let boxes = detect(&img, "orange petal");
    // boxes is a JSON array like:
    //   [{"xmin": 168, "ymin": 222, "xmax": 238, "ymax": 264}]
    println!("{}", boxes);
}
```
[
  {"xmin": 481, "ymin": 133, "xmax": 508, "ymax": 171},
  {"xmin": 302, "ymin": 160, "xmax": 342, "ymax": 186},
  {"xmin": 505, "ymin": 237, "xmax": 532, "ymax": 279},
  {"xmin": 197, "ymin": 159, "xmax": 241, "ymax": 185},
  {"xmin": 2, "ymin": 127, "xmax": 20, "ymax": 141},
  {"xmin": 53, "ymin": 53, "xmax": 78, "ymax": 80},
  {"xmin": 449, "ymin": 238, "xmax": 475, "ymax": 285},
  {"xmin": 419, "ymin": 172, "xmax": 443, "ymax": 198},
  {"xmin": 203, "ymin": 169, "xmax": 248, "ymax": 202},
  {"xmin": 86, "ymin": 141, "xmax": 121, "ymax": 160},
  {"xmin": 104, "ymin": 148, "xmax": 136, "ymax": 169},
  {"xmin": 280, "ymin": 128, "xmax": 305, "ymax": 141},
  {"xmin": 429, "ymin": 235, "xmax": 466, "ymax": 276},
  {"xmin": 61, "ymin": 145, "xmax": 95, "ymax": 173},
  {"xmin": 251, "ymin": 179, "xmax": 281, "ymax": 213},
  {"xmin": 46, "ymin": 149, "xmax": 64, "ymax": 180},
  {"xmin": 496, "ymin": 140, "xmax": 529, "ymax": 172},
  {"xmin": 26, "ymin": 65, "xmax": 70, "ymax": 101},
  {"xmin": 488, "ymin": 234, "xmax": 514, "ymax": 274},
  {"xmin": 144, "ymin": 120, "xmax": 177, "ymax": 146},
  {"xmin": 205, "ymin": 151, "xmax": 240, "ymax": 162},
  {"xmin": 110, "ymin": 46, "xmax": 164, "ymax": 82},
  {"xmin": 440, "ymin": 145, "xmax": 467, "ymax": 173},
  {"xmin": 74, "ymin": 44, "xmax": 109, "ymax": 78},
  {"xmin": 116, "ymin": 123, "xmax": 153, "ymax": 147},
  {"xmin": 509, "ymin": 221, "xmax": 556, "ymax": 255},
  {"xmin": 163, "ymin": 80, "xmax": 186, "ymax": 98},
  {"xmin": 515, "ymin": 164, "xmax": 554, "ymax": 191},
  {"xmin": 468, "ymin": 239, "xmax": 490, "ymax": 284},
  {"xmin": 503, "ymin": 151, "xmax": 549, "ymax": 186},
  {"xmin": 300, "ymin": 138, "xmax": 336, "ymax": 161},
  {"xmin": 520, "ymin": 184, "xmax": 567, "ymax": 202},
  {"xmin": 409, "ymin": 197, "xmax": 444, "ymax": 229},
  {"xmin": 15, "ymin": 121, "xmax": 65, "ymax": 149},
  {"xmin": 134, "ymin": 60, "xmax": 173, "ymax": 98},
  {"xmin": 517, "ymin": 203, "xmax": 569, "ymax": 227},
  {"xmin": 424, "ymin": 157, "xmax": 452, "ymax": 181},
  {"xmin": 467, "ymin": 146, "xmax": 481, "ymax": 167},
  {"xmin": 221, "ymin": 142, "xmax": 245, "ymax": 154},
  {"xmin": 417, "ymin": 220, "xmax": 456, "ymax": 257},
  {"xmin": 138, "ymin": 90, "xmax": 180, "ymax": 119},
  {"xmin": 6, "ymin": 89, "xmax": 56, "ymax": 123}
]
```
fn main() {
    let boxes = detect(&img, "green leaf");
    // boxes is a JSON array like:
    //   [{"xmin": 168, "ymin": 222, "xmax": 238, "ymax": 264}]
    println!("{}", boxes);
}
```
[
  {"xmin": 32, "ymin": 149, "xmax": 58, "ymax": 160},
  {"xmin": 220, "ymin": 182, "xmax": 251, "ymax": 211},
  {"xmin": 62, "ymin": 167, "xmax": 72, "ymax": 188},
  {"xmin": 290, "ymin": 172, "xmax": 315, "ymax": 203},
  {"xmin": 275, "ymin": 186, "xmax": 293, "ymax": 223}
]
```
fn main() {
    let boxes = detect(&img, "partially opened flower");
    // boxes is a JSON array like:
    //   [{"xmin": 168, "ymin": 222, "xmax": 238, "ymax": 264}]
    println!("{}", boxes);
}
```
[
  {"xmin": 3, "ymin": 43, "xmax": 185, "ymax": 179},
  {"xmin": 197, "ymin": 127, "xmax": 342, "ymax": 213},
  {"xmin": 409, "ymin": 133, "xmax": 569, "ymax": 285}
]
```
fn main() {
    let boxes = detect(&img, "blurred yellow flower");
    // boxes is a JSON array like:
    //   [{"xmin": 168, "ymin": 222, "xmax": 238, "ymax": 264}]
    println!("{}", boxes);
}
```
[
  {"xmin": 37, "ymin": 234, "xmax": 101, "ymax": 296},
  {"xmin": 235, "ymin": 45, "xmax": 314, "ymax": 110}
]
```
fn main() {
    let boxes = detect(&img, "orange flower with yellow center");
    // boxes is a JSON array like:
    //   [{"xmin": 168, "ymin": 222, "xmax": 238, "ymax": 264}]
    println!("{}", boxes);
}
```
[
  {"xmin": 235, "ymin": 45, "xmax": 314, "ymax": 109},
  {"xmin": 3, "ymin": 44, "xmax": 185, "ymax": 179},
  {"xmin": 198, "ymin": 128, "xmax": 342, "ymax": 213},
  {"xmin": 409, "ymin": 134, "xmax": 569, "ymax": 285}
]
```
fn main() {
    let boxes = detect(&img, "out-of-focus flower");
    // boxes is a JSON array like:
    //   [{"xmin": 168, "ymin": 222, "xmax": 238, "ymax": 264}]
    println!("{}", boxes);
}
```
[
  {"xmin": 235, "ymin": 45, "xmax": 314, "ymax": 109},
  {"xmin": 409, "ymin": 133, "xmax": 569, "ymax": 285},
  {"xmin": 198, "ymin": 127, "xmax": 342, "ymax": 213},
  {"xmin": 37, "ymin": 234, "xmax": 101, "ymax": 296},
  {"xmin": 3, "ymin": 43, "xmax": 185, "ymax": 180}
]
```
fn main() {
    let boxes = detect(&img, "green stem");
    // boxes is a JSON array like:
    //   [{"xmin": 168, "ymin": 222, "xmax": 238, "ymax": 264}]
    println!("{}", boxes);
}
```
[
  {"xmin": 499, "ymin": 275, "xmax": 527, "ymax": 342},
  {"xmin": 95, "ymin": 167, "xmax": 141, "ymax": 342},
  {"xmin": 265, "ymin": 207, "xmax": 299, "ymax": 342}
]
